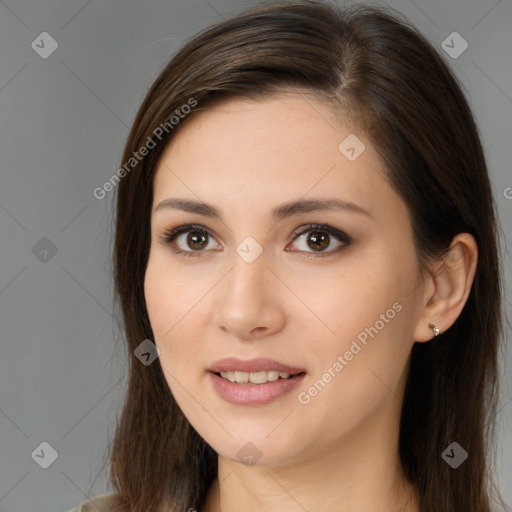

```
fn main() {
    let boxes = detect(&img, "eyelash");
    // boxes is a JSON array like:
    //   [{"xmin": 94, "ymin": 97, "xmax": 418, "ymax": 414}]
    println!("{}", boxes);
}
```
[{"xmin": 157, "ymin": 223, "xmax": 352, "ymax": 259}]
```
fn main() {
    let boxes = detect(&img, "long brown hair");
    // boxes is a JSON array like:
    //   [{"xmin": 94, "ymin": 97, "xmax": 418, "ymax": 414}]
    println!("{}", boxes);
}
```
[{"xmin": 106, "ymin": 1, "xmax": 507, "ymax": 510}]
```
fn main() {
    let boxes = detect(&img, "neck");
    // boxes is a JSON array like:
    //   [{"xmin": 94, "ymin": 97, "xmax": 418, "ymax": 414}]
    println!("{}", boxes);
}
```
[{"xmin": 200, "ymin": 411, "xmax": 420, "ymax": 512}]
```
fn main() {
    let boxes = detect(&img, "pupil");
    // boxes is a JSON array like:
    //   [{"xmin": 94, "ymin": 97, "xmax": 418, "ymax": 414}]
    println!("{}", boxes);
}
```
[
  {"xmin": 188, "ymin": 231, "xmax": 208, "ymax": 250},
  {"xmin": 308, "ymin": 232, "xmax": 329, "ymax": 251}
]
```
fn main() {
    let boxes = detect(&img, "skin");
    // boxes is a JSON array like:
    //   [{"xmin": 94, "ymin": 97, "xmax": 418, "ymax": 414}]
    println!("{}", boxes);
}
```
[{"xmin": 144, "ymin": 91, "xmax": 477, "ymax": 512}]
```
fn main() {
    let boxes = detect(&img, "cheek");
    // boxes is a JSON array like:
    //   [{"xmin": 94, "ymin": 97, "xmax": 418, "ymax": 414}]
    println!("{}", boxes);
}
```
[
  {"xmin": 144, "ymin": 256, "xmax": 186, "ymax": 359},
  {"xmin": 307, "ymin": 243, "xmax": 418, "ymax": 380},
  {"xmin": 143, "ymin": 253, "xmax": 213, "ymax": 376},
  {"xmin": 297, "ymin": 295, "xmax": 411, "ymax": 437},
  {"xmin": 313, "ymin": 257, "xmax": 402, "ymax": 335},
  {"xmin": 144, "ymin": 252, "xmax": 198, "ymax": 334},
  {"xmin": 144, "ymin": 259, "xmax": 171, "ymax": 337}
]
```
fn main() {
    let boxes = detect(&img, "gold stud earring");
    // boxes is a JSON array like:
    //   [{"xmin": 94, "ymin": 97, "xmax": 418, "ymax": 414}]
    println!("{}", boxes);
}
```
[{"xmin": 428, "ymin": 323, "xmax": 440, "ymax": 337}]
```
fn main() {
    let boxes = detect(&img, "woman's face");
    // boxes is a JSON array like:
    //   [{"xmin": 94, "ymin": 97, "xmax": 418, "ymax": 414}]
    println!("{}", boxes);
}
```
[{"xmin": 144, "ymin": 92, "xmax": 425, "ymax": 467}]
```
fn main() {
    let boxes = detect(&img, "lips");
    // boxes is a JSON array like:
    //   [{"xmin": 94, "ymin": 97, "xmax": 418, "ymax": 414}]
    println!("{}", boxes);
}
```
[
  {"xmin": 208, "ymin": 357, "xmax": 306, "ymax": 375},
  {"xmin": 208, "ymin": 358, "xmax": 307, "ymax": 404}
]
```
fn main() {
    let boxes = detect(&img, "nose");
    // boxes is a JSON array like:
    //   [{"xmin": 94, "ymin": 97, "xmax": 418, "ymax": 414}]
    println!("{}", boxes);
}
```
[{"xmin": 213, "ymin": 248, "xmax": 286, "ymax": 341}]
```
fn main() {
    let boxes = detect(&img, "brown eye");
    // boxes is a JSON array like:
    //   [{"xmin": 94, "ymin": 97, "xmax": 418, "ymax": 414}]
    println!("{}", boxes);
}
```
[
  {"xmin": 287, "ymin": 223, "xmax": 352, "ymax": 258},
  {"xmin": 158, "ymin": 224, "xmax": 221, "ymax": 258},
  {"xmin": 304, "ymin": 231, "xmax": 330, "ymax": 252},
  {"xmin": 186, "ymin": 231, "xmax": 209, "ymax": 250}
]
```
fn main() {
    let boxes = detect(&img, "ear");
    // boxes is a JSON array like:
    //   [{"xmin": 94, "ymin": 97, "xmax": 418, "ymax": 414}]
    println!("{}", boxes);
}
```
[{"xmin": 413, "ymin": 233, "xmax": 478, "ymax": 342}]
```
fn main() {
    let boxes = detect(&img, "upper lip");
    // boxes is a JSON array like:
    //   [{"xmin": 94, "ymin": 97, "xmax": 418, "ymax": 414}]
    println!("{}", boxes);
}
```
[{"xmin": 209, "ymin": 357, "xmax": 306, "ymax": 375}]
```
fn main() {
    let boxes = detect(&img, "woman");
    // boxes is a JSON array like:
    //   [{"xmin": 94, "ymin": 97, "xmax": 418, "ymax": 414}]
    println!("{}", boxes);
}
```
[{"xmin": 71, "ymin": 1, "xmax": 507, "ymax": 511}]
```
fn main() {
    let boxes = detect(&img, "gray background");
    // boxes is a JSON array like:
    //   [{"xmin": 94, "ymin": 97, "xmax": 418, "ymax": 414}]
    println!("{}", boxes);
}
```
[{"xmin": 0, "ymin": 1, "xmax": 511, "ymax": 511}]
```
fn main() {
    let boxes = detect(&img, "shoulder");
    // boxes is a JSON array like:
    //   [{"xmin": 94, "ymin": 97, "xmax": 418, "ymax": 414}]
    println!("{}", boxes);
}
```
[{"xmin": 68, "ymin": 493, "xmax": 118, "ymax": 512}]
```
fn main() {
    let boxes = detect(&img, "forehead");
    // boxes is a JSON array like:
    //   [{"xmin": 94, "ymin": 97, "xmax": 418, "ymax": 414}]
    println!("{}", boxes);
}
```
[{"xmin": 151, "ymin": 93, "xmax": 403, "ymax": 224}]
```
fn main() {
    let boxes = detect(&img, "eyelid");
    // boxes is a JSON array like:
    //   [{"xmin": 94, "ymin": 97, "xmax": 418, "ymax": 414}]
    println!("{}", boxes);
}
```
[
  {"xmin": 157, "ymin": 223, "xmax": 221, "ymax": 249},
  {"xmin": 157, "ymin": 222, "xmax": 352, "ymax": 258},
  {"xmin": 288, "ymin": 223, "xmax": 352, "ymax": 245}
]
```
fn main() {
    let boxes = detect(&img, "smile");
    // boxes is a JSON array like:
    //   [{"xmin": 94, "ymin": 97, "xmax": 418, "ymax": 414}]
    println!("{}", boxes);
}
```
[
  {"xmin": 210, "ymin": 371, "xmax": 306, "ymax": 405},
  {"xmin": 219, "ymin": 370, "xmax": 294, "ymax": 384}
]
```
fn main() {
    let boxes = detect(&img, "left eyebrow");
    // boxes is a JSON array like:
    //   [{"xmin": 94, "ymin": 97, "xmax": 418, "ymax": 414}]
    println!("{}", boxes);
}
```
[
  {"xmin": 153, "ymin": 197, "xmax": 372, "ymax": 222},
  {"xmin": 270, "ymin": 197, "xmax": 371, "ymax": 222}
]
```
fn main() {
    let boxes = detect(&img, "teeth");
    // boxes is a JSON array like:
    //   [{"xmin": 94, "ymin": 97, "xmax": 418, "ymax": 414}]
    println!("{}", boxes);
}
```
[
  {"xmin": 235, "ymin": 371, "xmax": 249, "ymax": 383},
  {"xmin": 219, "ymin": 370, "xmax": 294, "ymax": 384},
  {"xmin": 267, "ymin": 371, "xmax": 280, "ymax": 381},
  {"xmin": 249, "ymin": 371, "xmax": 268, "ymax": 384}
]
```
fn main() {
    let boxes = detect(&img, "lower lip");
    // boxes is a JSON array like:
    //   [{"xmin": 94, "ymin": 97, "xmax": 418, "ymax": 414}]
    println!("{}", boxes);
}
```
[{"xmin": 209, "ymin": 372, "xmax": 306, "ymax": 405}]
